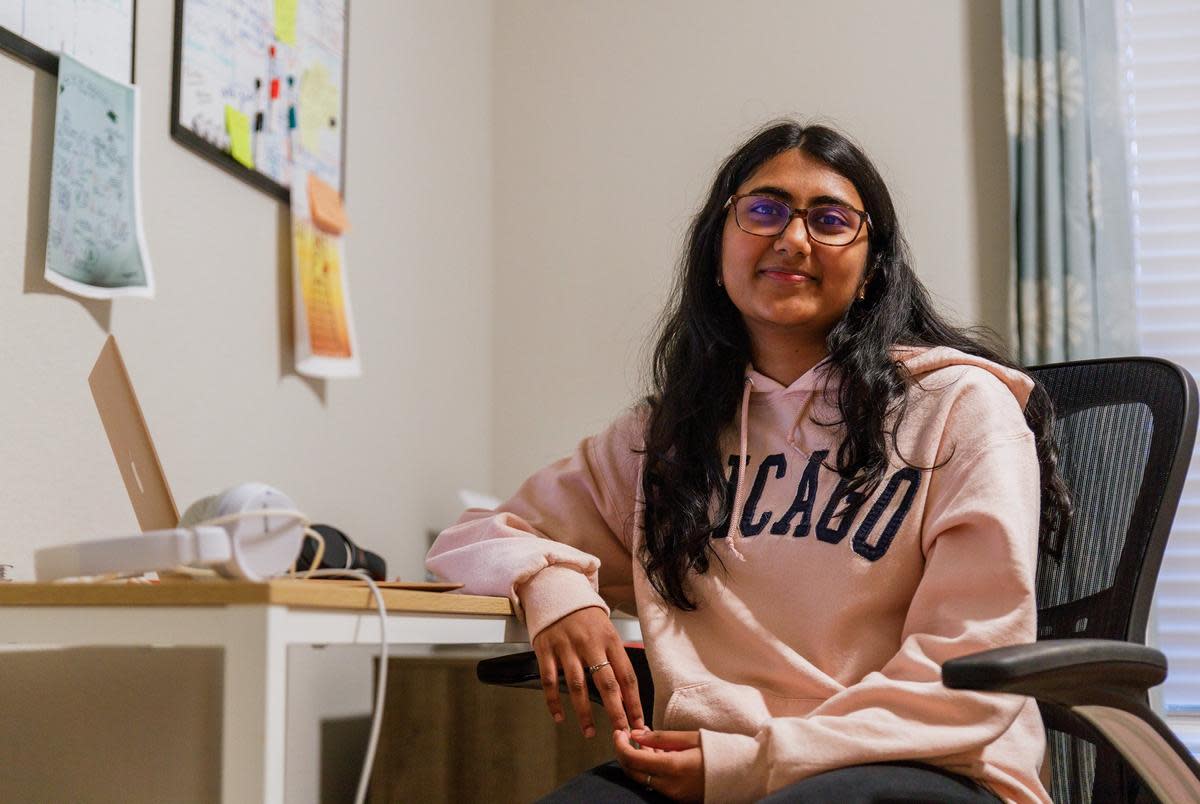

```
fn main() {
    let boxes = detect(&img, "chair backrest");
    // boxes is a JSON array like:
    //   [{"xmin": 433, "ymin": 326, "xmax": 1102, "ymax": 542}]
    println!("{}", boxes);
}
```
[{"xmin": 1029, "ymin": 357, "xmax": 1198, "ymax": 803}]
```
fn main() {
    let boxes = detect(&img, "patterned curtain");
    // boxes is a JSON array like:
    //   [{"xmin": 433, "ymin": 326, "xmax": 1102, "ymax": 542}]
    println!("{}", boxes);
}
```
[{"xmin": 1003, "ymin": 0, "xmax": 1137, "ymax": 364}]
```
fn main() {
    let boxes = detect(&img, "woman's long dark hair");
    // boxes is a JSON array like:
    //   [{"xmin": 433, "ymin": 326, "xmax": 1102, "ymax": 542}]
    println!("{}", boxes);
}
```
[{"xmin": 639, "ymin": 120, "xmax": 1070, "ymax": 610}]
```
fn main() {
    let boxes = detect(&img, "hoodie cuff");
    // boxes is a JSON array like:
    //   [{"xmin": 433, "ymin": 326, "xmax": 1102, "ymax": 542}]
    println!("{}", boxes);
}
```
[
  {"xmin": 700, "ymin": 729, "xmax": 767, "ymax": 804},
  {"xmin": 517, "ymin": 564, "xmax": 610, "ymax": 641}
]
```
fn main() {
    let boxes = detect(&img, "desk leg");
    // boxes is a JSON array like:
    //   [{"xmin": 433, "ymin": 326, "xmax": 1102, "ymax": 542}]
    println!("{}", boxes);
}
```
[{"xmin": 221, "ymin": 605, "xmax": 289, "ymax": 804}]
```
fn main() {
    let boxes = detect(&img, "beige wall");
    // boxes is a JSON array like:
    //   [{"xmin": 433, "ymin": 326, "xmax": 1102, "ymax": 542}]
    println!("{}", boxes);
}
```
[
  {"xmin": 0, "ymin": 1, "xmax": 494, "ymax": 583},
  {"xmin": 0, "ymin": 1, "xmax": 1008, "ymax": 799},
  {"xmin": 491, "ymin": 0, "xmax": 1010, "ymax": 495},
  {"xmin": 0, "ymin": 0, "xmax": 1010, "ymax": 578},
  {"xmin": 1, "ymin": 4, "xmax": 494, "ymax": 801}
]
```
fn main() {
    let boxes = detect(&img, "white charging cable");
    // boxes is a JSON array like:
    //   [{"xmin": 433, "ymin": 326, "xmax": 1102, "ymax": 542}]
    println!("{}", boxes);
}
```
[
  {"xmin": 293, "ymin": 567, "xmax": 388, "ymax": 804},
  {"xmin": 182, "ymin": 515, "xmax": 388, "ymax": 802},
  {"xmin": 202, "ymin": 513, "xmax": 386, "ymax": 803},
  {"xmin": 45, "ymin": 507, "xmax": 390, "ymax": 803}
]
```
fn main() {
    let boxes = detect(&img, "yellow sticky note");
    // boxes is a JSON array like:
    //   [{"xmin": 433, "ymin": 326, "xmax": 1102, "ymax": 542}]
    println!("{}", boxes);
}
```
[
  {"xmin": 225, "ymin": 105, "xmax": 254, "ymax": 169},
  {"xmin": 275, "ymin": 0, "xmax": 298, "ymax": 46},
  {"xmin": 298, "ymin": 63, "xmax": 339, "ymax": 154},
  {"xmin": 307, "ymin": 174, "xmax": 349, "ymax": 235}
]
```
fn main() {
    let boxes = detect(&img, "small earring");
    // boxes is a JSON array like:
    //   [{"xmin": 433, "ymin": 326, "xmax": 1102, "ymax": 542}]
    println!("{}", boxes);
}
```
[
  {"xmin": 716, "ymin": 275, "xmax": 724, "ymax": 287},
  {"xmin": 857, "ymin": 287, "xmax": 866, "ymax": 301}
]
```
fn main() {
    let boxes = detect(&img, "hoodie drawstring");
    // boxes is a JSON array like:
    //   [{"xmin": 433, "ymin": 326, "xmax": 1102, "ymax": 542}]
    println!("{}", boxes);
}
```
[
  {"xmin": 725, "ymin": 376, "xmax": 754, "ymax": 561},
  {"xmin": 785, "ymin": 390, "xmax": 818, "ymax": 460}
]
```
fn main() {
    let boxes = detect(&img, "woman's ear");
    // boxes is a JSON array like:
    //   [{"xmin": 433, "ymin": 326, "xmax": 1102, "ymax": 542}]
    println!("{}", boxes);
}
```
[
  {"xmin": 864, "ymin": 253, "xmax": 884, "ymax": 287},
  {"xmin": 856, "ymin": 258, "xmax": 879, "ymax": 301}
]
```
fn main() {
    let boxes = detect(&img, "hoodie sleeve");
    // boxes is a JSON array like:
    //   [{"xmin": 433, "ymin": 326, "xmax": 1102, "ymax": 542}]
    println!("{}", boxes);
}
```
[
  {"xmin": 700, "ymin": 428, "xmax": 1045, "ymax": 803},
  {"xmin": 426, "ymin": 409, "xmax": 643, "ymax": 641}
]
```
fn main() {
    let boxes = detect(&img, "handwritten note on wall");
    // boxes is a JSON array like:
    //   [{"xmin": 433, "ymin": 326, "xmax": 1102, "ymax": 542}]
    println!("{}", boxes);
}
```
[{"xmin": 45, "ymin": 53, "xmax": 154, "ymax": 299}]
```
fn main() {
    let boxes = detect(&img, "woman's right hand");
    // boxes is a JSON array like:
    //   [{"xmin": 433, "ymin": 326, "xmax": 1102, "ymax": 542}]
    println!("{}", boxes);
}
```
[{"xmin": 530, "ymin": 605, "xmax": 646, "ymax": 737}]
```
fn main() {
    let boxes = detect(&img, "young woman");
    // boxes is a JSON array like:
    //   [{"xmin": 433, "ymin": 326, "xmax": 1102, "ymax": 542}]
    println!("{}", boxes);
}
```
[{"xmin": 427, "ymin": 121, "xmax": 1066, "ymax": 803}]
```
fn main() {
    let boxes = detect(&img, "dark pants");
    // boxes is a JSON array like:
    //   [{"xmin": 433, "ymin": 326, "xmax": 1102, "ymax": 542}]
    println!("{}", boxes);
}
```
[{"xmin": 537, "ymin": 759, "xmax": 1003, "ymax": 803}]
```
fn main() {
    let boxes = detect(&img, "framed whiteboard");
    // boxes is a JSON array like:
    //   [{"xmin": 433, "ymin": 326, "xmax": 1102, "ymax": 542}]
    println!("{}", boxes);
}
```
[
  {"xmin": 0, "ymin": 0, "xmax": 136, "ymax": 84},
  {"xmin": 169, "ymin": 0, "xmax": 349, "ymax": 203}
]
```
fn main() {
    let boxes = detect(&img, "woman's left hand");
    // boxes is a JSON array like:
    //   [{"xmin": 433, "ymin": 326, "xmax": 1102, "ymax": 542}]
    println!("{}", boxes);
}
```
[{"xmin": 613, "ymin": 729, "xmax": 704, "ymax": 802}]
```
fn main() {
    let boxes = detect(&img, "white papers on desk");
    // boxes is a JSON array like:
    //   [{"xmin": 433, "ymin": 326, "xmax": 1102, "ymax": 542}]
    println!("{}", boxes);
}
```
[
  {"xmin": 44, "ymin": 53, "xmax": 153, "ymax": 299},
  {"xmin": 458, "ymin": 489, "xmax": 501, "ymax": 511}
]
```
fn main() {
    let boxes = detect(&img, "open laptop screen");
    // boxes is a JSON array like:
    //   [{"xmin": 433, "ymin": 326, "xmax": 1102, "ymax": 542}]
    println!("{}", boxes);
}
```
[{"xmin": 88, "ymin": 335, "xmax": 179, "ymax": 531}]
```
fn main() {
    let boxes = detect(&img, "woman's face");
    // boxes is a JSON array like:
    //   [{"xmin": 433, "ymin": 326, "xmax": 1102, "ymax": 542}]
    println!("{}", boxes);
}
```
[{"xmin": 720, "ymin": 149, "xmax": 870, "ymax": 350}]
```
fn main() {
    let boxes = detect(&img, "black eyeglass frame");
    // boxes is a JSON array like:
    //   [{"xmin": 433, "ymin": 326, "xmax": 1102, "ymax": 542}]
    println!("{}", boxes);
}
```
[{"xmin": 724, "ymin": 194, "xmax": 872, "ymax": 246}]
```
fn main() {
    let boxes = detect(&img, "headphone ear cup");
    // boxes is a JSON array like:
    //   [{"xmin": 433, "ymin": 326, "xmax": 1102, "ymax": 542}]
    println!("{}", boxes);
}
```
[
  {"xmin": 215, "ymin": 482, "xmax": 304, "ymax": 581},
  {"xmin": 300, "ymin": 524, "xmax": 388, "ymax": 581},
  {"xmin": 176, "ymin": 484, "xmax": 303, "ymax": 581},
  {"xmin": 178, "ymin": 494, "xmax": 222, "ymax": 528}
]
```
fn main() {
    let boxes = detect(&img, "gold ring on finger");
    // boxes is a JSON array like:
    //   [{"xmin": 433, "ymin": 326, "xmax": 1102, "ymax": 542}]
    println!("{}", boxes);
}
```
[
  {"xmin": 586, "ymin": 660, "xmax": 611, "ymax": 674},
  {"xmin": 644, "ymin": 772, "xmax": 653, "ymax": 789}
]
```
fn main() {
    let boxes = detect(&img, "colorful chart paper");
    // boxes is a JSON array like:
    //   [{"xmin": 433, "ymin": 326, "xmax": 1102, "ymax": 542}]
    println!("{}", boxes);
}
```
[
  {"xmin": 291, "ymin": 168, "xmax": 360, "ymax": 377},
  {"xmin": 295, "ymin": 225, "xmax": 352, "ymax": 358}
]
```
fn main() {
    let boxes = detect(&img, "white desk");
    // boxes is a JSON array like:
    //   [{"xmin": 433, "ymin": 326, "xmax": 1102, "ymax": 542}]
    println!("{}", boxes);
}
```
[{"xmin": 0, "ymin": 580, "xmax": 525, "ymax": 803}]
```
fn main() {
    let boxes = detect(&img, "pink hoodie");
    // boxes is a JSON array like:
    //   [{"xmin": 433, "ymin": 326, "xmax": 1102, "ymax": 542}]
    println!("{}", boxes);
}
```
[{"xmin": 427, "ymin": 346, "xmax": 1050, "ymax": 803}]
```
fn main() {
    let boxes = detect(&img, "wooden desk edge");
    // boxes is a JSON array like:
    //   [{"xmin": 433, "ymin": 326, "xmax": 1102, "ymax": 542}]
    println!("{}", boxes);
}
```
[{"xmin": 0, "ymin": 580, "xmax": 513, "ymax": 616}]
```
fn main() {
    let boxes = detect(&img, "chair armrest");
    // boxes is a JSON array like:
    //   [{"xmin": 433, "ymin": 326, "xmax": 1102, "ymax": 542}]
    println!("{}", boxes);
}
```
[
  {"xmin": 946, "ymin": 640, "xmax": 1200, "ymax": 801},
  {"xmin": 476, "ymin": 650, "xmax": 544, "ymax": 689},
  {"xmin": 942, "ymin": 639, "xmax": 1166, "ymax": 708},
  {"xmin": 477, "ymin": 645, "xmax": 655, "ymax": 727}
]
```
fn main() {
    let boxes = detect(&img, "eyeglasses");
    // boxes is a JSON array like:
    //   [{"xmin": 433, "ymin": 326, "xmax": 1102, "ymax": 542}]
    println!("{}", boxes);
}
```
[{"xmin": 725, "ymin": 194, "xmax": 871, "ymax": 247}]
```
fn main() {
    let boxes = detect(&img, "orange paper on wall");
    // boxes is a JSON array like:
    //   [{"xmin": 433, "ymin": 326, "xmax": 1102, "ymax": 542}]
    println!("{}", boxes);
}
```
[
  {"xmin": 294, "ymin": 224, "xmax": 353, "ymax": 359},
  {"xmin": 291, "ymin": 167, "xmax": 360, "ymax": 378},
  {"xmin": 307, "ymin": 174, "xmax": 348, "ymax": 235}
]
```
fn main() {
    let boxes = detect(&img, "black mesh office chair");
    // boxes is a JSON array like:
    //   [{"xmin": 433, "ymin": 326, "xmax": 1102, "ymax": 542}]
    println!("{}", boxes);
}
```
[
  {"xmin": 479, "ymin": 357, "xmax": 1199, "ymax": 803},
  {"xmin": 943, "ymin": 357, "xmax": 1199, "ymax": 803}
]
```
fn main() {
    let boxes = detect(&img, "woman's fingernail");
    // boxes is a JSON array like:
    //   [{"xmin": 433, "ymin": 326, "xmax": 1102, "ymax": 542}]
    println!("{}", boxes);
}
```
[
  {"xmin": 584, "ymin": 726, "xmax": 596, "ymax": 738},
  {"xmin": 553, "ymin": 713, "xmax": 564, "ymax": 723}
]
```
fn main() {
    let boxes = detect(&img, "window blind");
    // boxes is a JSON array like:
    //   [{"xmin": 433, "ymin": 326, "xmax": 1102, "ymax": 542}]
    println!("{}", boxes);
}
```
[{"xmin": 1122, "ymin": 0, "xmax": 1200, "ymax": 755}]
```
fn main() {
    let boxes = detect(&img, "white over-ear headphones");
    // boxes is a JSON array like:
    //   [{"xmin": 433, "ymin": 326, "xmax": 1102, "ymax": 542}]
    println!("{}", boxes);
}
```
[{"xmin": 35, "ymin": 482, "xmax": 306, "ymax": 582}]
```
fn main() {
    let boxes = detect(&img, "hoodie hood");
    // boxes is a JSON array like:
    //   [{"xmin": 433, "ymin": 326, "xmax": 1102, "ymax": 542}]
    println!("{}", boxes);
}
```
[
  {"xmin": 890, "ymin": 345, "xmax": 1035, "ymax": 408},
  {"xmin": 743, "ymin": 346, "xmax": 1034, "ymax": 407}
]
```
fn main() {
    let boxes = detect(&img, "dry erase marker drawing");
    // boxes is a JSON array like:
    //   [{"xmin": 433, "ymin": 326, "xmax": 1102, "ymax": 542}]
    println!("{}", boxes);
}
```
[{"xmin": 171, "ymin": 0, "xmax": 347, "ymax": 202}]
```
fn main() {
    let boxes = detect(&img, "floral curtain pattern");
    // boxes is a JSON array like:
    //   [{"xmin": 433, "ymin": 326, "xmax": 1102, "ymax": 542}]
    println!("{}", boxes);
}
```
[{"xmin": 1003, "ymin": 0, "xmax": 1137, "ymax": 364}]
